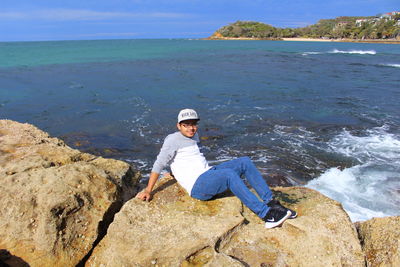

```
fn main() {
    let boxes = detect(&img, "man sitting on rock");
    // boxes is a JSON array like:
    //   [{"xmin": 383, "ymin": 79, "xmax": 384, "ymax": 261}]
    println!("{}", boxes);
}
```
[{"xmin": 136, "ymin": 109, "xmax": 297, "ymax": 228}]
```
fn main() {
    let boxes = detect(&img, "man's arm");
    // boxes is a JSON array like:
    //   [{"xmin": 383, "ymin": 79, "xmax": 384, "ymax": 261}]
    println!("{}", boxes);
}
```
[
  {"xmin": 136, "ymin": 133, "xmax": 177, "ymax": 201},
  {"xmin": 135, "ymin": 172, "xmax": 160, "ymax": 201}
]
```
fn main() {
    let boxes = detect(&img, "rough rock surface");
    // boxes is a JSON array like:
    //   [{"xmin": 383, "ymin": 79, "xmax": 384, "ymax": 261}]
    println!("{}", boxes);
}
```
[
  {"xmin": 221, "ymin": 187, "xmax": 365, "ymax": 266},
  {"xmin": 4, "ymin": 119, "xmax": 398, "ymax": 267},
  {"xmin": 0, "ymin": 120, "xmax": 140, "ymax": 267},
  {"xmin": 87, "ymin": 176, "xmax": 245, "ymax": 266},
  {"xmin": 356, "ymin": 216, "xmax": 400, "ymax": 267},
  {"xmin": 88, "ymin": 176, "xmax": 365, "ymax": 266}
]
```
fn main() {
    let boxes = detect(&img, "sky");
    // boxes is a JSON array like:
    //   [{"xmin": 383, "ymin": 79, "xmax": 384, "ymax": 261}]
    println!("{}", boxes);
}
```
[{"xmin": 0, "ymin": 0, "xmax": 399, "ymax": 41}]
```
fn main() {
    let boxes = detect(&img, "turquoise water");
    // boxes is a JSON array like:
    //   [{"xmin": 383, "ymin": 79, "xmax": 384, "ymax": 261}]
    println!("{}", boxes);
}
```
[
  {"xmin": 1, "ymin": 39, "xmax": 399, "ymax": 221},
  {"xmin": 0, "ymin": 39, "xmax": 183, "ymax": 67}
]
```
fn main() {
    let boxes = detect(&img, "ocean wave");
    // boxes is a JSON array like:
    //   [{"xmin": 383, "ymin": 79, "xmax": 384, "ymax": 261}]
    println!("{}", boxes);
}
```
[
  {"xmin": 328, "ymin": 126, "xmax": 400, "ymax": 164},
  {"xmin": 379, "ymin": 63, "xmax": 400, "ymax": 68},
  {"xmin": 329, "ymin": 49, "xmax": 376, "ymax": 55},
  {"xmin": 301, "ymin": 51, "xmax": 323, "ymax": 56},
  {"xmin": 126, "ymin": 158, "xmax": 150, "ymax": 170},
  {"xmin": 301, "ymin": 49, "xmax": 377, "ymax": 56},
  {"xmin": 128, "ymin": 97, "xmax": 153, "ymax": 138},
  {"xmin": 306, "ymin": 165, "xmax": 399, "ymax": 222},
  {"xmin": 306, "ymin": 126, "xmax": 400, "ymax": 222},
  {"xmin": 273, "ymin": 125, "xmax": 317, "ymax": 145},
  {"xmin": 209, "ymin": 104, "xmax": 229, "ymax": 111}
]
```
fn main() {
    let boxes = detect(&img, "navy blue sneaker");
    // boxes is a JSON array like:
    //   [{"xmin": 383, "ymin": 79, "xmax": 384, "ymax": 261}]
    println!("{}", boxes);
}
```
[
  {"xmin": 263, "ymin": 207, "xmax": 291, "ymax": 229},
  {"xmin": 267, "ymin": 199, "xmax": 297, "ymax": 219}
]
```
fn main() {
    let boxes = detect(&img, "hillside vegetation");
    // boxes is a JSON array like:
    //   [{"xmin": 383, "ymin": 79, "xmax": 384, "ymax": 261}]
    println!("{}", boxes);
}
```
[{"xmin": 213, "ymin": 13, "xmax": 400, "ymax": 40}]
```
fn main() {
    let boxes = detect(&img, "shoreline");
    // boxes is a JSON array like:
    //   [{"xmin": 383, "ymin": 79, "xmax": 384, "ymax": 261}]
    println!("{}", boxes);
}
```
[
  {"xmin": 203, "ymin": 37, "xmax": 281, "ymax": 41},
  {"xmin": 204, "ymin": 36, "xmax": 400, "ymax": 44},
  {"xmin": 283, "ymin": 37, "xmax": 400, "ymax": 44},
  {"xmin": 282, "ymin": 37, "xmax": 332, "ymax": 42}
]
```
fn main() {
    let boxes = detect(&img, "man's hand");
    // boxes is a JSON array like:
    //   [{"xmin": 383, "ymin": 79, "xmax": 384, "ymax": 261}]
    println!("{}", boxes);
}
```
[
  {"xmin": 135, "ymin": 172, "xmax": 159, "ymax": 202},
  {"xmin": 136, "ymin": 189, "xmax": 152, "ymax": 201}
]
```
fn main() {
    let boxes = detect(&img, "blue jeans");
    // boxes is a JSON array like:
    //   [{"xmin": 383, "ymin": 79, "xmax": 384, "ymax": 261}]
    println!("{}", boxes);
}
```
[{"xmin": 191, "ymin": 157, "xmax": 273, "ymax": 218}]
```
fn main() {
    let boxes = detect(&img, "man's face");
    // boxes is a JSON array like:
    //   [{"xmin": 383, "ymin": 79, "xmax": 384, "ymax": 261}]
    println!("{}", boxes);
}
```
[{"xmin": 177, "ymin": 119, "xmax": 198, "ymax": 138}]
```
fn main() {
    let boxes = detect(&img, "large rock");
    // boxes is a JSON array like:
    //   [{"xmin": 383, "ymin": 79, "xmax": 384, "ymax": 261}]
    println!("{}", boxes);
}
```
[
  {"xmin": 356, "ymin": 216, "xmax": 400, "ymax": 267},
  {"xmin": 1, "ymin": 120, "xmax": 378, "ymax": 266},
  {"xmin": 221, "ymin": 187, "xmax": 365, "ymax": 266},
  {"xmin": 87, "ymin": 176, "xmax": 245, "ymax": 266},
  {"xmin": 0, "ymin": 120, "xmax": 140, "ymax": 267},
  {"xmin": 87, "ymin": 178, "xmax": 365, "ymax": 266}
]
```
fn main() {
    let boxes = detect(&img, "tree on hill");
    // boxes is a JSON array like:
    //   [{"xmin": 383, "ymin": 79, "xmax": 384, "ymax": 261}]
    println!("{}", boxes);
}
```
[
  {"xmin": 217, "ymin": 21, "xmax": 279, "ymax": 38},
  {"xmin": 213, "ymin": 15, "xmax": 400, "ymax": 40}
]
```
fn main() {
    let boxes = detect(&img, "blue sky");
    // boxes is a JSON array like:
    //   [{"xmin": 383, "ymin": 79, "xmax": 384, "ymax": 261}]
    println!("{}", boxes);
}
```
[{"xmin": 0, "ymin": 0, "xmax": 398, "ymax": 41}]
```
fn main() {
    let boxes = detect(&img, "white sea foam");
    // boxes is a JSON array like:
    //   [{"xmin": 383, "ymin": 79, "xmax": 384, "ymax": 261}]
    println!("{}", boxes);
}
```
[
  {"xmin": 301, "ymin": 51, "xmax": 323, "ymax": 56},
  {"xmin": 129, "ymin": 97, "xmax": 153, "ymax": 138},
  {"xmin": 328, "ymin": 126, "xmax": 400, "ymax": 164},
  {"xmin": 329, "ymin": 49, "xmax": 376, "ymax": 55},
  {"xmin": 126, "ymin": 158, "xmax": 150, "ymax": 170},
  {"xmin": 273, "ymin": 125, "xmax": 317, "ymax": 150},
  {"xmin": 307, "ymin": 126, "xmax": 400, "ymax": 222},
  {"xmin": 302, "ymin": 49, "xmax": 377, "ymax": 56},
  {"xmin": 380, "ymin": 63, "xmax": 400, "ymax": 68},
  {"xmin": 210, "ymin": 104, "xmax": 228, "ymax": 111}
]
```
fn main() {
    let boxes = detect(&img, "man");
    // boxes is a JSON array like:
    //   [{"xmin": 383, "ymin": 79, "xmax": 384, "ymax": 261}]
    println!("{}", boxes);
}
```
[{"xmin": 136, "ymin": 109, "xmax": 297, "ymax": 228}]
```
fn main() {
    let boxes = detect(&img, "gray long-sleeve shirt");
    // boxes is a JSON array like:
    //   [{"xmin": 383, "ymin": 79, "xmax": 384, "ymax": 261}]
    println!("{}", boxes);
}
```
[{"xmin": 151, "ymin": 131, "xmax": 211, "ymax": 194}]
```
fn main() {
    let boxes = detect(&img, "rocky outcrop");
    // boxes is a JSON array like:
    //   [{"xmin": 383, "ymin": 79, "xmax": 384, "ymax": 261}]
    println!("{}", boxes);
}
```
[
  {"xmin": 87, "ymin": 176, "xmax": 365, "ymax": 266},
  {"xmin": 356, "ymin": 216, "xmax": 400, "ymax": 267},
  {"xmin": 87, "ymin": 176, "xmax": 245, "ymax": 266},
  {"xmin": 222, "ymin": 187, "xmax": 365, "ymax": 266},
  {"xmin": 0, "ymin": 120, "xmax": 140, "ymax": 266},
  {"xmin": 2, "ymin": 120, "xmax": 399, "ymax": 267},
  {"xmin": 204, "ymin": 31, "xmax": 282, "ymax": 40}
]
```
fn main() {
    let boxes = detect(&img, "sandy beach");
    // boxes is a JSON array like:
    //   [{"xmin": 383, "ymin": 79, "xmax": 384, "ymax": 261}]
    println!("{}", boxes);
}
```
[
  {"xmin": 282, "ymin": 37, "xmax": 332, "ymax": 42},
  {"xmin": 205, "ymin": 37, "xmax": 400, "ymax": 44},
  {"xmin": 283, "ymin": 37, "xmax": 400, "ymax": 44},
  {"xmin": 203, "ymin": 36, "xmax": 280, "ymax": 41}
]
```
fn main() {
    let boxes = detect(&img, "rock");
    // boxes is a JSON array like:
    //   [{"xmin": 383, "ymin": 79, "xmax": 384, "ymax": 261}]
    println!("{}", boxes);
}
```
[
  {"xmin": 356, "ymin": 216, "xmax": 400, "ymax": 267},
  {"xmin": 88, "ymin": 177, "xmax": 365, "ymax": 266},
  {"xmin": 3, "ymin": 119, "xmax": 390, "ymax": 266},
  {"xmin": 220, "ymin": 187, "xmax": 365, "ymax": 266},
  {"xmin": 0, "ymin": 120, "xmax": 140, "ymax": 267},
  {"xmin": 87, "ymin": 176, "xmax": 245, "ymax": 266}
]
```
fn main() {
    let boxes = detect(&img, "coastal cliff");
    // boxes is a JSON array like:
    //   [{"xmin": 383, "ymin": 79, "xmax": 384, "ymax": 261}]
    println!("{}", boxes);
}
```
[{"xmin": 1, "ymin": 120, "xmax": 399, "ymax": 266}]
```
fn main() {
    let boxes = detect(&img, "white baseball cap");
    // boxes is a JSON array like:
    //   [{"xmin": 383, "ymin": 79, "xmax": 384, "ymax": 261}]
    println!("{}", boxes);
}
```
[{"xmin": 177, "ymin": 109, "xmax": 200, "ymax": 123}]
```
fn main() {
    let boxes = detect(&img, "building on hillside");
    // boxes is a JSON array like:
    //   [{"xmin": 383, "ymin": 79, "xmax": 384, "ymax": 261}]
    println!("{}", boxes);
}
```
[
  {"xmin": 387, "ymin": 11, "xmax": 400, "ymax": 16},
  {"xmin": 380, "ymin": 12, "xmax": 400, "ymax": 20}
]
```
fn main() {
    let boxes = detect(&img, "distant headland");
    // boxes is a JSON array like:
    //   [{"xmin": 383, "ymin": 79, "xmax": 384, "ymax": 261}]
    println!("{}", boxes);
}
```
[{"xmin": 205, "ymin": 12, "xmax": 400, "ymax": 44}]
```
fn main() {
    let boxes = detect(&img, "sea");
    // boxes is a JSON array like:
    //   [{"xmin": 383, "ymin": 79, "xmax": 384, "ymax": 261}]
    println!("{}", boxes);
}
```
[{"xmin": 1, "ymin": 39, "xmax": 399, "ymax": 222}]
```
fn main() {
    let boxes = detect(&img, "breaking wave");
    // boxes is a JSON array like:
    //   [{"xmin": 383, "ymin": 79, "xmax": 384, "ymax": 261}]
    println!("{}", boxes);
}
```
[
  {"xmin": 301, "ymin": 51, "xmax": 323, "ymax": 56},
  {"xmin": 301, "ymin": 49, "xmax": 377, "ymax": 56},
  {"xmin": 379, "ymin": 63, "xmax": 400, "ymax": 68},
  {"xmin": 307, "ymin": 126, "xmax": 400, "ymax": 222},
  {"xmin": 329, "ymin": 49, "xmax": 376, "ymax": 55}
]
